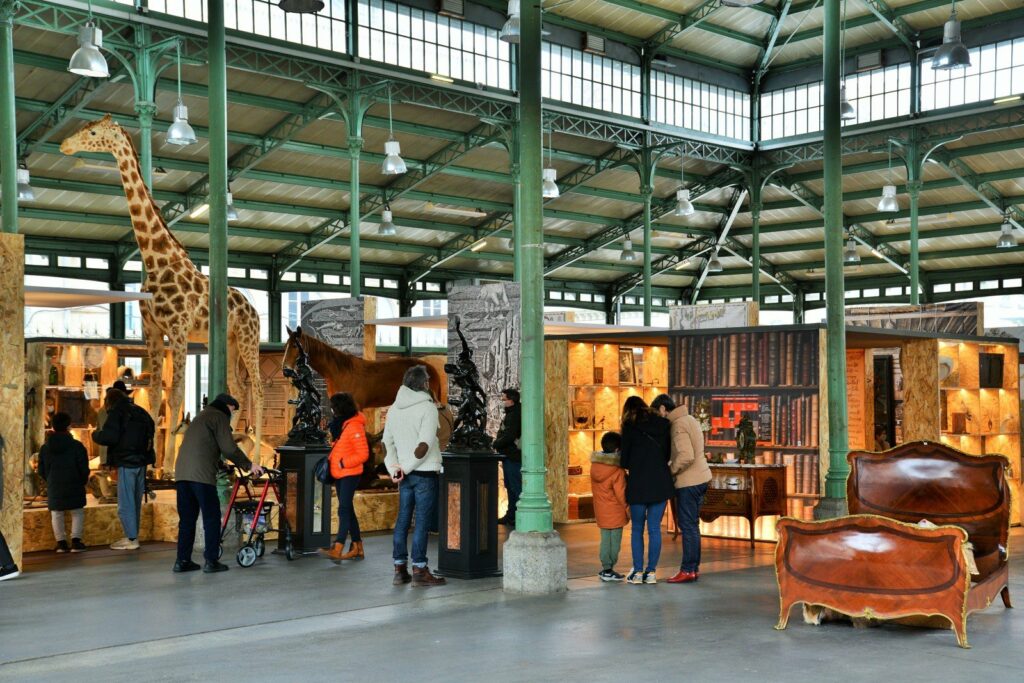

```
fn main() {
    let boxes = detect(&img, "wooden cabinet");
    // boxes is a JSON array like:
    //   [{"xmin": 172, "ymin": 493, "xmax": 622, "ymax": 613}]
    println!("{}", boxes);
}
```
[{"xmin": 699, "ymin": 464, "xmax": 787, "ymax": 547}]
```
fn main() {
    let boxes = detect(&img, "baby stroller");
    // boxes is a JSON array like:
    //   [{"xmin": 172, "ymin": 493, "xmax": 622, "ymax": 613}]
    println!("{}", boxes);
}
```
[{"xmin": 218, "ymin": 465, "xmax": 294, "ymax": 567}]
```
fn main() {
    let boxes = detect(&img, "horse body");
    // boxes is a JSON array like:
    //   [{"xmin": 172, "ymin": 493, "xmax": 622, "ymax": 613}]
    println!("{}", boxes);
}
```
[{"xmin": 284, "ymin": 329, "xmax": 447, "ymax": 409}]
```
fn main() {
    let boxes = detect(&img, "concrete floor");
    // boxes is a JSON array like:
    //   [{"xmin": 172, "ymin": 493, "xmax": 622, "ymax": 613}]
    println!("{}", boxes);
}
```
[{"xmin": 2, "ymin": 525, "xmax": 1023, "ymax": 682}]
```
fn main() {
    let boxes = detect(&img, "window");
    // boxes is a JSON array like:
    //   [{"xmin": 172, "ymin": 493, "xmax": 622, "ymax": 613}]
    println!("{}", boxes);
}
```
[
  {"xmin": 921, "ymin": 38, "xmax": 1024, "ymax": 112},
  {"xmin": 25, "ymin": 276, "xmax": 110, "ymax": 339},
  {"xmin": 760, "ymin": 64, "xmax": 911, "ymax": 140},
  {"xmin": 148, "ymin": 0, "xmax": 348, "ymax": 53},
  {"xmin": 542, "ymin": 43, "xmax": 641, "ymax": 118},
  {"xmin": 359, "ymin": 0, "xmax": 510, "ymax": 89},
  {"xmin": 411, "ymin": 299, "xmax": 447, "ymax": 348},
  {"xmin": 651, "ymin": 72, "xmax": 750, "ymax": 140}
]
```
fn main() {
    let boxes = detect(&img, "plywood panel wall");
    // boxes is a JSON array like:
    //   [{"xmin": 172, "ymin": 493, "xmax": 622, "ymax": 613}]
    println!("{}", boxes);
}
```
[
  {"xmin": 0, "ymin": 234, "xmax": 25, "ymax": 566},
  {"xmin": 901, "ymin": 338, "xmax": 941, "ymax": 442},
  {"xmin": 544, "ymin": 340, "xmax": 568, "ymax": 523}
]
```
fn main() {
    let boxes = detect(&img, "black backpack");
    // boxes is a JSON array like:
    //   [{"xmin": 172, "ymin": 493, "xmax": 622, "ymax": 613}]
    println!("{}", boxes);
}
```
[{"xmin": 127, "ymin": 404, "xmax": 157, "ymax": 465}]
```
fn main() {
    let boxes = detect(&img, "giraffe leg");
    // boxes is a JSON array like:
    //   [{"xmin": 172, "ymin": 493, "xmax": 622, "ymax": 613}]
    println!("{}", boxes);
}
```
[
  {"xmin": 162, "ymin": 340, "xmax": 187, "ymax": 477},
  {"xmin": 241, "ymin": 334, "xmax": 264, "ymax": 466},
  {"xmin": 140, "ymin": 303, "xmax": 166, "ymax": 468}
]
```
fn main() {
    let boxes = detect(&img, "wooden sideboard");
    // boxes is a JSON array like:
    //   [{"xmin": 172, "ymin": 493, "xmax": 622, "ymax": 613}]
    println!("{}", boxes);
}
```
[{"xmin": 699, "ymin": 464, "xmax": 788, "ymax": 547}]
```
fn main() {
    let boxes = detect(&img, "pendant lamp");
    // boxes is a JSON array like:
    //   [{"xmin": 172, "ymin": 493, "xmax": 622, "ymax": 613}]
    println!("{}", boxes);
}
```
[
  {"xmin": 996, "ymin": 220, "xmax": 1018, "ymax": 249},
  {"xmin": 166, "ymin": 43, "xmax": 197, "ymax": 146},
  {"xmin": 500, "ymin": 0, "xmax": 521, "ymax": 44},
  {"xmin": 620, "ymin": 238, "xmax": 637, "ymax": 261},
  {"xmin": 69, "ymin": 21, "xmax": 109, "ymax": 78},
  {"xmin": 16, "ymin": 165, "xmax": 35, "ymax": 202},
  {"xmin": 932, "ymin": 3, "xmax": 971, "ymax": 71},
  {"xmin": 707, "ymin": 251, "xmax": 723, "ymax": 273},
  {"xmin": 382, "ymin": 89, "xmax": 407, "ymax": 175},
  {"xmin": 378, "ymin": 207, "xmax": 398, "ymax": 236},
  {"xmin": 843, "ymin": 237, "xmax": 861, "ymax": 264},
  {"xmin": 278, "ymin": 0, "xmax": 325, "ymax": 12},
  {"xmin": 840, "ymin": 86, "xmax": 856, "ymax": 121},
  {"xmin": 225, "ymin": 192, "xmax": 239, "ymax": 223}
]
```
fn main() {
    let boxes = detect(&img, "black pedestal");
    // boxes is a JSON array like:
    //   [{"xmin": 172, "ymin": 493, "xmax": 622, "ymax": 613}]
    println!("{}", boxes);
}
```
[
  {"xmin": 276, "ymin": 444, "xmax": 333, "ymax": 555},
  {"xmin": 438, "ymin": 451, "xmax": 502, "ymax": 579}
]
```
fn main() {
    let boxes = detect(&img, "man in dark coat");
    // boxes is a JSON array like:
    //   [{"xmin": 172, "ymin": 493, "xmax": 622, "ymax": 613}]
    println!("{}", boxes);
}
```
[
  {"xmin": 0, "ymin": 433, "xmax": 19, "ymax": 581},
  {"xmin": 173, "ymin": 393, "xmax": 262, "ymax": 574},
  {"xmin": 92, "ymin": 388, "xmax": 154, "ymax": 551},
  {"xmin": 492, "ymin": 388, "xmax": 522, "ymax": 527},
  {"xmin": 38, "ymin": 412, "xmax": 90, "ymax": 553}
]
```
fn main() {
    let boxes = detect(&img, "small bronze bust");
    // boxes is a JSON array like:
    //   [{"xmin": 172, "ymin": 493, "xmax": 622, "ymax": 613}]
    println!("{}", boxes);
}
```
[
  {"xmin": 444, "ymin": 316, "xmax": 493, "ymax": 452},
  {"xmin": 283, "ymin": 327, "xmax": 327, "ymax": 446}
]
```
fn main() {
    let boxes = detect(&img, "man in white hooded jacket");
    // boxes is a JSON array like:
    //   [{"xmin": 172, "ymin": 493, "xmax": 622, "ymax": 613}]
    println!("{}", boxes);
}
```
[{"xmin": 384, "ymin": 365, "xmax": 446, "ymax": 587}]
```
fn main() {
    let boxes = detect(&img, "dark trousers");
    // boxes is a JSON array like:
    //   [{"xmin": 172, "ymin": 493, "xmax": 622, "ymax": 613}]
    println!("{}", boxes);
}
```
[
  {"xmin": 503, "ymin": 459, "xmax": 522, "ymax": 518},
  {"xmin": 676, "ymin": 482, "xmax": 709, "ymax": 573},
  {"xmin": 0, "ymin": 529, "xmax": 14, "ymax": 568},
  {"xmin": 176, "ymin": 481, "xmax": 222, "ymax": 564},
  {"xmin": 334, "ymin": 475, "xmax": 362, "ymax": 545}
]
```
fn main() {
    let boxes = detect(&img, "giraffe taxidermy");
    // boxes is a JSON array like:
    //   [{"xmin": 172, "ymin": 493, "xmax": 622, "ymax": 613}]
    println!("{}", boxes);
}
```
[{"xmin": 60, "ymin": 114, "xmax": 265, "ymax": 473}]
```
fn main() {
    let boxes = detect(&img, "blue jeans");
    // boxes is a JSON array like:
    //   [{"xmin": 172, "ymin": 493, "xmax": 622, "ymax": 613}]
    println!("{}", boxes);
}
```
[
  {"xmin": 392, "ymin": 473, "xmax": 438, "ymax": 568},
  {"xmin": 334, "ymin": 475, "xmax": 362, "ymax": 545},
  {"xmin": 117, "ymin": 466, "xmax": 146, "ymax": 540},
  {"xmin": 629, "ymin": 500, "xmax": 668, "ymax": 573},
  {"xmin": 503, "ymin": 460, "xmax": 522, "ymax": 518},
  {"xmin": 176, "ymin": 481, "xmax": 222, "ymax": 564},
  {"xmin": 676, "ymin": 483, "xmax": 709, "ymax": 573}
]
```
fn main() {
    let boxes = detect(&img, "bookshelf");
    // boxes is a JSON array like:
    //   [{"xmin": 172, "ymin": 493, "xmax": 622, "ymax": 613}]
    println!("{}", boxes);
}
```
[{"xmin": 668, "ymin": 328, "xmax": 823, "ymax": 536}]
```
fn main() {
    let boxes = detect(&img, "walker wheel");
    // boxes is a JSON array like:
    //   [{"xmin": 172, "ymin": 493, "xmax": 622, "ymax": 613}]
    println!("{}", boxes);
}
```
[
  {"xmin": 285, "ymin": 540, "xmax": 295, "ymax": 561},
  {"xmin": 254, "ymin": 536, "xmax": 265, "ymax": 557},
  {"xmin": 236, "ymin": 545, "xmax": 257, "ymax": 568},
  {"xmin": 217, "ymin": 544, "xmax": 223, "ymax": 560}
]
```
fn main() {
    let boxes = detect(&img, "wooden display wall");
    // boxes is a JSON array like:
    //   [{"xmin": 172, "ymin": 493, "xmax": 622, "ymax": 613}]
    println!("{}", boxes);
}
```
[{"xmin": 0, "ymin": 234, "xmax": 25, "ymax": 565}]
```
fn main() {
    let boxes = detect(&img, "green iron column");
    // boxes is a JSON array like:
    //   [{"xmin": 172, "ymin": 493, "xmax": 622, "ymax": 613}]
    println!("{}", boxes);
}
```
[
  {"xmin": 820, "ymin": 0, "xmax": 850, "ymax": 512},
  {"xmin": 510, "ymin": 141, "xmax": 523, "ymax": 281},
  {"xmin": 906, "ymin": 143, "xmax": 921, "ymax": 305},
  {"xmin": 641, "ymin": 182, "xmax": 653, "ymax": 326},
  {"xmin": 134, "ymin": 103, "xmax": 157, "ymax": 189},
  {"xmin": 793, "ymin": 288, "xmax": 805, "ymax": 324},
  {"xmin": 750, "ymin": 172, "xmax": 762, "ymax": 307},
  {"xmin": 514, "ymin": 0, "xmax": 553, "ymax": 534},
  {"xmin": 0, "ymin": 1, "xmax": 17, "ymax": 234},
  {"xmin": 207, "ymin": 0, "xmax": 229, "ymax": 394},
  {"xmin": 348, "ymin": 134, "xmax": 363, "ymax": 298},
  {"xmin": 268, "ymin": 257, "xmax": 282, "ymax": 343}
]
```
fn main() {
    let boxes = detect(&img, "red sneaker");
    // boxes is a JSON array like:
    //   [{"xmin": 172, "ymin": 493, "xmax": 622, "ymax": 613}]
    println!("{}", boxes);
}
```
[{"xmin": 667, "ymin": 570, "xmax": 699, "ymax": 584}]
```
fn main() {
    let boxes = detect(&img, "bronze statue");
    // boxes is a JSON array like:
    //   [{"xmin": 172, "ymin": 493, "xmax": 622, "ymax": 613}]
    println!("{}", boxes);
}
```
[
  {"xmin": 444, "ymin": 316, "xmax": 493, "ymax": 451},
  {"xmin": 283, "ymin": 327, "xmax": 327, "ymax": 446}
]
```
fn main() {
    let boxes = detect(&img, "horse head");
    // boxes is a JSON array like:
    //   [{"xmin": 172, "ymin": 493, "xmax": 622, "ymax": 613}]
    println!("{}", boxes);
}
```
[{"xmin": 282, "ymin": 326, "xmax": 303, "ymax": 368}]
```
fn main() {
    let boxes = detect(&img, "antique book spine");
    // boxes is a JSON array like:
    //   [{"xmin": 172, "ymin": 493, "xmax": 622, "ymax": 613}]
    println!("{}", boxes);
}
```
[
  {"xmin": 786, "ymin": 333, "xmax": 795, "ymax": 386},
  {"xmin": 729, "ymin": 334, "xmax": 739, "ymax": 387},
  {"xmin": 810, "ymin": 393, "xmax": 819, "ymax": 446},
  {"xmin": 677, "ymin": 338, "xmax": 686, "ymax": 386},
  {"xmin": 768, "ymin": 332, "xmax": 778, "ymax": 386}
]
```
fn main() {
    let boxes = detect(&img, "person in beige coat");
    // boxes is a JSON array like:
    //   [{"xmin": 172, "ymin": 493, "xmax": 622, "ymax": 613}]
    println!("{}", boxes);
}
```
[{"xmin": 652, "ymin": 394, "xmax": 711, "ymax": 584}]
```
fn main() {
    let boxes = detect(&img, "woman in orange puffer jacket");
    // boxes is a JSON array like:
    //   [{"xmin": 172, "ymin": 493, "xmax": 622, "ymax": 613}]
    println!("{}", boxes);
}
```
[{"xmin": 320, "ymin": 392, "xmax": 370, "ymax": 563}]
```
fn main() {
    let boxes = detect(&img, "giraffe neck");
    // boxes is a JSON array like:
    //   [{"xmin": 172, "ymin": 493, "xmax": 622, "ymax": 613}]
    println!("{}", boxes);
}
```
[{"xmin": 110, "ymin": 135, "xmax": 194, "ymax": 278}]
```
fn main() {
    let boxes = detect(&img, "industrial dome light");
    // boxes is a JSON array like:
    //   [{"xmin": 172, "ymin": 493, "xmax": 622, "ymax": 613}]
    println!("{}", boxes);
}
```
[
  {"xmin": 542, "ymin": 167, "xmax": 560, "ymax": 198},
  {"xmin": 225, "ymin": 192, "xmax": 239, "ymax": 223},
  {"xmin": 877, "ymin": 184, "xmax": 899, "ymax": 213},
  {"xmin": 620, "ymin": 238, "xmax": 637, "ymax": 262},
  {"xmin": 843, "ymin": 238, "xmax": 861, "ymax": 264},
  {"xmin": 16, "ymin": 166, "xmax": 35, "ymax": 202},
  {"xmin": 932, "ymin": 6, "xmax": 971, "ymax": 71},
  {"xmin": 378, "ymin": 208, "xmax": 398, "ymax": 236},
  {"xmin": 382, "ymin": 139, "xmax": 407, "ymax": 175},
  {"xmin": 707, "ymin": 252, "xmax": 723, "ymax": 273},
  {"xmin": 840, "ymin": 86, "xmax": 856, "ymax": 121},
  {"xmin": 500, "ymin": 0, "xmax": 521, "ymax": 44},
  {"xmin": 68, "ymin": 22, "xmax": 109, "ymax": 78},
  {"xmin": 675, "ymin": 188, "xmax": 695, "ymax": 216},
  {"xmin": 166, "ymin": 101, "xmax": 197, "ymax": 146},
  {"xmin": 996, "ymin": 220, "xmax": 1018, "ymax": 249}
]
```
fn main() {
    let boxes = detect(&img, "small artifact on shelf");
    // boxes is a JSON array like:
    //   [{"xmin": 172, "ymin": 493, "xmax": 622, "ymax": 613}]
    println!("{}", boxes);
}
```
[{"xmin": 736, "ymin": 415, "xmax": 757, "ymax": 464}]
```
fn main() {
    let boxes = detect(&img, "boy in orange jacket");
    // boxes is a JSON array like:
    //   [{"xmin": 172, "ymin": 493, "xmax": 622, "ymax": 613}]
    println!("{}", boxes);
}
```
[{"xmin": 591, "ymin": 431, "xmax": 627, "ymax": 582}]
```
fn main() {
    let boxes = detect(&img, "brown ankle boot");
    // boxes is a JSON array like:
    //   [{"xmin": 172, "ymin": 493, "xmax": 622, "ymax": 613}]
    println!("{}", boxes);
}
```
[
  {"xmin": 393, "ymin": 564, "xmax": 412, "ymax": 585},
  {"xmin": 412, "ymin": 566, "xmax": 447, "ymax": 587},
  {"xmin": 319, "ymin": 542, "xmax": 345, "ymax": 562},
  {"xmin": 339, "ymin": 541, "xmax": 364, "ymax": 560}
]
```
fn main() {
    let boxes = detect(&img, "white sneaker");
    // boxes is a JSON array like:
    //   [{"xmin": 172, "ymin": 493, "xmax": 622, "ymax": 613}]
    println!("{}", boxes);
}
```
[{"xmin": 111, "ymin": 538, "xmax": 140, "ymax": 550}]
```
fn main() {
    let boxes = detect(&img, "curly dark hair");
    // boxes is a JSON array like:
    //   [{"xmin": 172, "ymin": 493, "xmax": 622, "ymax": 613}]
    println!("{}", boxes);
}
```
[
  {"xmin": 330, "ymin": 392, "xmax": 359, "ymax": 423},
  {"xmin": 621, "ymin": 395, "xmax": 653, "ymax": 428}
]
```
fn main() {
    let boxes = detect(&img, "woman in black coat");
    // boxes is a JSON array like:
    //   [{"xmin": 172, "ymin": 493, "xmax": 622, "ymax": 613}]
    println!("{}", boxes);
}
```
[
  {"xmin": 619, "ymin": 395, "xmax": 674, "ymax": 585},
  {"xmin": 38, "ymin": 412, "xmax": 90, "ymax": 553}
]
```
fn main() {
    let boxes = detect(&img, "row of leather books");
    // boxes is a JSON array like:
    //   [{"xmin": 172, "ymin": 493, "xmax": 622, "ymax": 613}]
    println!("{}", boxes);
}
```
[
  {"xmin": 674, "ymin": 392, "xmax": 818, "ymax": 450},
  {"xmin": 672, "ymin": 330, "xmax": 819, "ymax": 387}
]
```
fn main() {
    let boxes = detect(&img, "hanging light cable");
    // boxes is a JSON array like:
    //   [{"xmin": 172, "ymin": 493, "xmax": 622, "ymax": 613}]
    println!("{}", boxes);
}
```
[
  {"xmin": 675, "ymin": 154, "xmax": 694, "ymax": 216},
  {"xmin": 542, "ymin": 129, "xmax": 559, "ymax": 198},
  {"xmin": 68, "ymin": 0, "xmax": 109, "ymax": 78},
  {"xmin": 166, "ymin": 42, "xmax": 197, "ymax": 146},
  {"xmin": 839, "ymin": 0, "xmax": 856, "ymax": 121},
  {"xmin": 382, "ymin": 87, "xmax": 407, "ymax": 175},
  {"xmin": 878, "ymin": 142, "xmax": 899, "ymax": 212},
  {"xmin": 932, "ymin": 0, "xmax": 971, "ymax": 71},
  {"xmin": 500, "ymin": 0, "xmax": 521, "ymax": 44}
]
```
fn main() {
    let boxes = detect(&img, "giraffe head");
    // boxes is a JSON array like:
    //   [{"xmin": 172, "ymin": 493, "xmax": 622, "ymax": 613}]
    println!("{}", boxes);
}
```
[{"xmin": 60, "ymin": 114, "xmax": 129, "ymax": 157}]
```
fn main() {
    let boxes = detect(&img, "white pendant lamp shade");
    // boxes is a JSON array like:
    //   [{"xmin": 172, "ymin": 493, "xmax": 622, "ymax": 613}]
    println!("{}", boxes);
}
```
[
  {"xmin": 166, "ymin": 101, "xmax": 197, "ymax": 146},
  {"xmin": 675, "ymin": 188, "xmax": 695, "ymax": 216},
  {"xmin": 16, "ymin": 167, "xmax": 35, "ymax": 202},
  {"xmin": 840, "ymin": 86, "xmax": 856, "ymax": 121},
  {"xmin": 378, "ymin": 208, "xmax": 398, "ymax": 236},
  {"xmin": 278, "ymin": 0, "xmax": 325, "ymax": 12},
  {"xmin": 69, "ymin": 22, "xmax": 109, "ymax": 78},
  {"xmin": 707, "ymin": 252, "xmax": 723, "ymax": 273},
  {"xmin": 382, "ymin": 139, "xmax": 407, "ymax": 175},
  {"xmin": 878, "ymin": 184, "xmax": 899, "ymax": 212},
  {"xmin": 620, "ymin": 238, "xmax": 636, "ymax": 261},
  {"xmin": 500, "ymin": 0, "xmax": 521, "ymax": 44},
  {"xmin": 843, "ymin": 238, "xmax": 861, "ymax": 264},
  {"xmin": 225, "ymin": 193, "xmax": 238, "ymax": 222},
  {"xmin": 542, "ymin": 167, "xmax": 560, "ymax": 198},
  {"xmin": 996, "ymin": 221, "xmax": 1018, "ymax": 249},
  {"xmin": 932, "ymin": 10, "xmax": 971, "ymax": 71}
]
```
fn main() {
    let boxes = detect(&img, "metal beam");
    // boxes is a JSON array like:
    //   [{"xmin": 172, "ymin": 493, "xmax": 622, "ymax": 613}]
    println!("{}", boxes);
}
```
[
  {"xmin": 689, "ymin": 188, "xmax": 747, "ymax": 303},
  {"xmin": 644, "ymin": 1, "xmax": 764, "ymax": 52},
  {"xmin": 858, "ymin": 0, "xmax": 917, "ymax": 51}
]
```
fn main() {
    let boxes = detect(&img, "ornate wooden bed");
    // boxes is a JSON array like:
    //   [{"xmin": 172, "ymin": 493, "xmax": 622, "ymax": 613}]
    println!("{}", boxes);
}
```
[{"xmin": 775, "ymin": 441, "xmax": 1012, "ymax": 648}]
